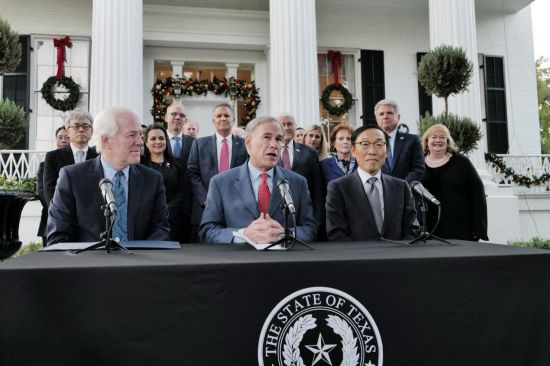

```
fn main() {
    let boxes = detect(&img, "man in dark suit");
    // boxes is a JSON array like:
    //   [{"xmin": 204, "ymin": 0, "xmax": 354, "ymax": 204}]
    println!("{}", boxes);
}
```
[
  {"xmin": 200, "ymin": 116, "xmax": 316, "ymax": 244},
  {"xmin": 326, "ymin": 125, "xmax": 418, "ymax": 241},
  {"xmin": 276, "ymin": 114, "xmax": 325, "ymax": 238},
  {"xmin": 47, "ymin": 107, "xmax": 170, "ymax": 245},
  {"xmin": 375, "ymin": 99, "xmax": 425, "ymax": 183},
  {"xmin": 43, "ymin": 110, "xmax": 98, "ymax": 205},
  {"xmin": 187, "ymin": 103, "xmax": 248, "ymax": 232}
]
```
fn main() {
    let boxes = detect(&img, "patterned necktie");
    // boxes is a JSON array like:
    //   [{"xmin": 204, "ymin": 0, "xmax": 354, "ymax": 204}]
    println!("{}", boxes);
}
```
[
  {"xmin": 366, "ymin": 177, "xmax": 383, "ymax": 233},
  {"xmin": 219, "ymin": 138, "xmax": 229, "ymax": 172},
  {"xmin": 112, "ymin": 171, "xmax": 128, "ymax": 242},
  {"xmin": 76, "ymin": 150, "xmax": 85, "ymax": 163},
  {"xmin": 386, "ymin": 136, "xmax": 393, "ymax": 170},
  {"xmin": 282, "ymin": 145, "xmax": 291, "ymax": 169},
  {"xmin": 172, "ymin": 136, "xmax": 182, "ymax": 158},
  {"xmin": 258, "ymin": 172, "xmax": 270, "ymax": 214}
]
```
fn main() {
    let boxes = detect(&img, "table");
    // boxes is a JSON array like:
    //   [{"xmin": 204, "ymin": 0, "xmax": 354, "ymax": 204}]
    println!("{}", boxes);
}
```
[{"xmin": 1, "ymin": 241, "xmax": 550, "ymax": 365}]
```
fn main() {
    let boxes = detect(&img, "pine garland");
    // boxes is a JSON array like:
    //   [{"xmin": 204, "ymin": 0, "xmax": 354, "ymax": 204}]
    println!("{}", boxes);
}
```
[
  {"xmin": 485, "ymin": 153, "xmax": 550, "ymax": 188},
  {"xmin": 151, "ymin": 77, "xmax": 261, "ymax": 125},
  {"xmin": 0, "ymin": 17, "xmax": 22, "ymax": 75}
]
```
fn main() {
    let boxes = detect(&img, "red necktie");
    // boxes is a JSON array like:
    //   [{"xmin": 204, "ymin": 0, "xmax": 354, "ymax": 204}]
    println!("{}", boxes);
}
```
[
  {"xmin": 282, "ymin": 145, "xmax": 291, "ymax": 169},
  {"xmin": 258, "ymin": 172, "xmax": 270, "ymax": 214},
  {"xmin": 219, "ymin": 138, "xmax": 229, "ymax": 172}
]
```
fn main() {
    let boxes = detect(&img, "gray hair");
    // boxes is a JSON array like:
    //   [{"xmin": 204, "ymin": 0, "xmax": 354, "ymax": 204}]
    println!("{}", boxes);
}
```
[
  {"xmin": 245, "ymin": 116, "xmax": 282, "ymax": 135},
  {"xmin": 213, "ymin": 102, "xmax": 234, "ymax": 117},
  {"xmin": 93, "ymin": 107, "xmax": 139, "ymax": 153},
  {"xmin": 64, "ymin": 109, "xmax": 93, "ymax": 129},
  {"xmin": 276, "ymin": 113, "xmax": 296, "ymax": 124},
  {"xmin": 374, "ymin": 99, "xmax": 400, "ymax": 115}
]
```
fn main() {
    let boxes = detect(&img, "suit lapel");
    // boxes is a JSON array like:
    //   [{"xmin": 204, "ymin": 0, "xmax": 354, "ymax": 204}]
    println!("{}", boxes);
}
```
[
  {"xmin": 269, "ymin": 167, "xmax": 283, "ymax": 217},
  {"xmin": 209, "ymin": 135, "xmax": 218, "ymax": 173},
  {"xmin": 391, "ymin": 132, "xmax": 405, "ymax": 170},
  {"xmin": 236, "ymin": 163, "xmax": 259, "ymax": 218},
  {"xmin": 380, "ymin": 174, "xmax": 394, "ymax": 235},
  {"xmin": 62, "ymin": 146, "xmax": 75, "ymax": 165},
  {"xmin": 291, "ymin": 143, "xmax": 302, "ymax": 170},
  {"xmin": 90, "ymin": 157, "xmax": 106, "ymax": 232},
  {"xmin": 127, "ymin": 165, "xmax": 142, "ymax": 240},
  {"xmin": 231, "ymin": 135, "xmax": 242, "ymax": 168},
  {"xmin": 351, "ymin": 172, "xmax": 380, "ymax": 235}
]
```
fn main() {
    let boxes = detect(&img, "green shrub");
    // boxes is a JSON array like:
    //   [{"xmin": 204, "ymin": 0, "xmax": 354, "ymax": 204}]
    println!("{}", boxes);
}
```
[
  {"xmin": 0, "ymin": 16, "xmax": 22, "ymax": 75},
  {"xmin": 509, "ymin": 237, "xmax": 550, "ymax": 250},
  {"xmin": 13, "ymin": 242, "xmax": 43, "ymax": 257},
  {"xmin": 0, "ymin": 98, "xmax": 28, "ymax": 149},
  {"xmin": 419, "ymin": 112, "xmax": 482, "ymax": 155}
]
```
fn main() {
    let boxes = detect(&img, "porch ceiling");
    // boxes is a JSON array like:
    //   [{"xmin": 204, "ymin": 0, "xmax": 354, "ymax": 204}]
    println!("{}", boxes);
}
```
[{"xmin": 144, "ymin": 0, "xmax": 533, "ymax": 13}]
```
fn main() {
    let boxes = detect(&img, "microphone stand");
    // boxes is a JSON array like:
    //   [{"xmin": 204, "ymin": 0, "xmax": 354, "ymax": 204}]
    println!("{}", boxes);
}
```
[
  {"xmin": 408, "ymin": 197, "xmax": 454, "ymax": 245},
  {"xmin": 263, "ymin": 203, "xmax": 313, "ymax": 251},
  {"xmin": 76, "ymin": 203, "xmax": 132, "ymax": 254}
]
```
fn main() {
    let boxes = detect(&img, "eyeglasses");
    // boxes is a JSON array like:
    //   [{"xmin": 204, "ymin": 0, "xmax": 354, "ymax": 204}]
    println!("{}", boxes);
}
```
[
  {"xmin": 169, "ymin": 112, "xmax": 187, "ymax": 119},
  {"xmin": 69, "ymin": 124, "xmax": 92, "ymax": 131},
  {"xmin": 354, "ymin": 140, "xmax": 387, "ymax": 150}
]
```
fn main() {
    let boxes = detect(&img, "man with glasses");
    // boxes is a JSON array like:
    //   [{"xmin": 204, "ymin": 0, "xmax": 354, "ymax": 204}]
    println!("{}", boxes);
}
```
[
  {"xmin": 326, "ymin": 125, "xmax": 418, "ymax": 241},
  {"xmin": 165, "ymin": 102, "xmax": 195, "ymax": 164},
  {"xmin": 47, "ymin": 107, "xmax": 170, "ymax": 245},
  {"xmin": 43, "ymin": 110, "xmax": 98, "ymax": 205}
]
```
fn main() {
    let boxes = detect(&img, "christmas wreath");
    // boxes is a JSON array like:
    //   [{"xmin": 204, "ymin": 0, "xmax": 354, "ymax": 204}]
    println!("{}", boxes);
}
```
[
  {"xmin": 321, "ymin": 83, "xmax": 354, "ymax": 116},
  {"xmin": 40, "ymin": 76, "xmax": 80, "ymax": 112},
  {"xmin": 151, "ymin": 76, "xmax": 260, "ymax": 125}
]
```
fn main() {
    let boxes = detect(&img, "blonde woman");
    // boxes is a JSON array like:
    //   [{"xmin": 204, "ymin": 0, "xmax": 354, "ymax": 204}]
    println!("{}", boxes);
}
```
[
  {"xmin": 303, "ymin": 124, "xmax": 330, "ymax": 160},
  {"xmin": 421, "ymin": 124, "xmax": 488, "ymax": 241}
]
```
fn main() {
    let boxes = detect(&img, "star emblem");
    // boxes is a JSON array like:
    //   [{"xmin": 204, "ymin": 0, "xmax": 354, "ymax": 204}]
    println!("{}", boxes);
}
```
[{"xmin": 305, "ymin": 333, "xmax": 337, "ymax": 365}]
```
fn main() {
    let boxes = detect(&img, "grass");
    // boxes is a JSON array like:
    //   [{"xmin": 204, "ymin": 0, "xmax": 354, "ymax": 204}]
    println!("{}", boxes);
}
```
[
  {"xmin": 13, "ymin": 241, "xmax": 43, "ymax": 257},
  {"xmin": 508, "ymin": 237, "xmax": 550, "ymax": 250}
]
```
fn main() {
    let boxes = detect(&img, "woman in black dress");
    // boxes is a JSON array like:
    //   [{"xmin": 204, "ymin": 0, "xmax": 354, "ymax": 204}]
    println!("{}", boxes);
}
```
[
  {"xmin": 421, "ymin": 124, "xmax": 488, "ymax": 241},
  {"xmin": 142, "ymin": 124, "xmax": 189, "ymax": 242}
]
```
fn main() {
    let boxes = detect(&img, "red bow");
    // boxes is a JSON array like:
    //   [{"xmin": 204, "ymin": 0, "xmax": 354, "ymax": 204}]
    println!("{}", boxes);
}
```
[
  {"xmin": 327, "ymin": 50, "xmax": 342, "ymax": 86},
  {"xmin": 53, "ymin": 36, "xmax": 73, "ymax": 80}
]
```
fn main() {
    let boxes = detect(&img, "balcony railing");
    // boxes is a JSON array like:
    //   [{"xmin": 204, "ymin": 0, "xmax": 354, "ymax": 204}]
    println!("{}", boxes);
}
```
[
  {"xmin": 486, "ymin": 154, "xmax": 550, "ymax": 194},
  {"xmin": 0, "ymin": 150, "xmax": 48, "ymax": 179}
]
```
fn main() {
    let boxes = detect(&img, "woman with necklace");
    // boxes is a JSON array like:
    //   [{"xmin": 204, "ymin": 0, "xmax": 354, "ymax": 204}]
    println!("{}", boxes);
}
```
[
  {"xmin": 421, "ymin": 124, "xmax": 488, "ymax": 241},
  {"xmin": 321, "ymin": 124, "xmax": 357, "ymax": 183},
  {"xmin": 142, "ymin": 124, "xmax": 190, "ymax": 243}
]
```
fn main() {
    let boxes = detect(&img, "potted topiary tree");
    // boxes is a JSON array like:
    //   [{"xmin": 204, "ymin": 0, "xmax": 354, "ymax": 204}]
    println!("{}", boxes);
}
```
[
  {"xmin": 0, "ymin": 17, "xmax": 35, "ymax": 260},
  {"xmin": 417, "ymin": 44, "xmax": 482, "ymax": 153}
]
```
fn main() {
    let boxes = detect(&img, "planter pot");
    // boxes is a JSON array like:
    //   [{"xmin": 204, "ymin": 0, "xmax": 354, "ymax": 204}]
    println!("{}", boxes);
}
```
[{"xmin": 0, "ymin": 190, "xmax": 36, "ymax": 260}]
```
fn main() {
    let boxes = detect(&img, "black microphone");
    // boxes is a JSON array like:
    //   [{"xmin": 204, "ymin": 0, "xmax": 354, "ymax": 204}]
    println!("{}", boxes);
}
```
[
  {"xmin": 410, "ymin": 181, "xmax": 440, "ymax": 206},
  {"xmin": 98, "ymin": 178, "xmax": 117, "ymax": 213},
  {"xmin": 277, "ymin": 178, "xmax": 296, "ymax": 215}
]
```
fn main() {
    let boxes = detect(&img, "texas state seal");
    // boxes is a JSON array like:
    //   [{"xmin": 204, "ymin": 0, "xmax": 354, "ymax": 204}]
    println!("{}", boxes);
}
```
[{"xmin": 258, "ymin": 287, "xmax": 383, "ymax": 366}]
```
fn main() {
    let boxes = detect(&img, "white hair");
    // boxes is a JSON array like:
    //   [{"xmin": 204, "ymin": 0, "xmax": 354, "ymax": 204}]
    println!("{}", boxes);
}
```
[{"xmin": 93, "ymin": 107, "xmax": 139, "ymax": 153}]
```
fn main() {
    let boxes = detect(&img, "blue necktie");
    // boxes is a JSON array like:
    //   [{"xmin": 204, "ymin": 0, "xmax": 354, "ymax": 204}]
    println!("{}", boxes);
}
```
[
  {"xmin": 172, "ymin": 136, "xmax": 182, "ymax": 158},
  {"xmin": 112, "ymin": 171, "xmax": 128, "ymax": 242},
  {"xmin": 386, "ymin": 137, "xmax": 393, "ymax": 170}
]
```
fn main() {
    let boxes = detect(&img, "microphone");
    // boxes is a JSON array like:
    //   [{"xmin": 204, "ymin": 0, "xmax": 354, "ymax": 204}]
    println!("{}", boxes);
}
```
[
  {"xmin": 410, "ymin": 181, "xmax": 440, "ymax": 206},
  {"xmin": 98, "ymin": 178, "xmax": 117, "ymax": 213},
  {"xmin": 277, "ymin": 178, "xmax": 296, "ymax": 215}
]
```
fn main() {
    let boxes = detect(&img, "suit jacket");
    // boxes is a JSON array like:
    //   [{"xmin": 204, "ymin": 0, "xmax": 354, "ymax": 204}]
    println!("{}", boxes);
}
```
[
  {"xmin": 36, "ymin": 161, "xmax": 47, "ymax": 238},
  {"xmin": 187, "ymin": 134, "xmax": 248, "ymax": 225},
  {"xmin": 47, "ymin": 157, "xmax": 170, "ymax": 245},
  {"xmin": 382, "ymin": 131, "xmax": 425, "ymax": 183},
  {"xmin": 326, "ymin": 171, "xmax": 419, "ymax": 241},
  {"xmin": 199, "ymin": 163, "xmax": 316, "ymax": 244},
  {"xmin": 43, "ymin": 145, "xmax": 98, "ymax": 205},
  {"xmin": 320, "ymin": 155, "xmax": 357, "ymax": 183},
  {"xmin": 278, "ymin": 142, "xmax": 325, "ymax": 228}
]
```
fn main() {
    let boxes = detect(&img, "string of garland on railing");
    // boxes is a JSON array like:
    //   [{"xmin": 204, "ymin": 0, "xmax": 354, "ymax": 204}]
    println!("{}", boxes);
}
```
[
  {"xmin": 485, "ymin": 153, "xmax": 550, "ymax": 188},
  {"xmin": 151, "ymin": 76, "xmax": 261, "ymax": 125}
]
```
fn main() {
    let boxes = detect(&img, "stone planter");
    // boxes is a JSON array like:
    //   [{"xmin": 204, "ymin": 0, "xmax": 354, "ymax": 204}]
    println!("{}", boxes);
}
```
[{"xmin": 0, "ymin": 190, "xmax": 36, "ymax": 260}]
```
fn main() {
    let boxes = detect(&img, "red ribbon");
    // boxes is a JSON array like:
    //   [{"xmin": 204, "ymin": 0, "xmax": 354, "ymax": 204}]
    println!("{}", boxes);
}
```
[
  {"xmin": 327, "ymin": 50, "xmax": 342, "ymax": 86},
  {"xmin": 53, "ymin": 36, "xmax": 73, "ymax": 80}
]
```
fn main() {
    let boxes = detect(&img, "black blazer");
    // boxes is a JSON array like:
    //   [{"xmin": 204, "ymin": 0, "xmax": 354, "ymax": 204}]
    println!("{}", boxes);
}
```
[
  {"xmin": 326, "ymin": 171, "xmax": 419, "ymax": 241},
  {"xmin": 43, "ymin": 145, "xmax": 98, "ymax": 205},
  {"xmin": 382, "ymin": 131, "xmax": 425, "ymax": 183}
]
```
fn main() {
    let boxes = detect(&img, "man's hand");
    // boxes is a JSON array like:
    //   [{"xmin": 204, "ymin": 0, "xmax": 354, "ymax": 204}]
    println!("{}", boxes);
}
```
[{"xmin": 244, "ymin": 213, "xmax": 284, "ymax": 243}]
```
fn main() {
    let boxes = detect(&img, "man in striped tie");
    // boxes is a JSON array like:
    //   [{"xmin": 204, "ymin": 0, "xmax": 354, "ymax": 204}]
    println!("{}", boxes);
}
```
[{"xmin": 199, "ymin": 116, "xmax": 316, "ymax": 244}]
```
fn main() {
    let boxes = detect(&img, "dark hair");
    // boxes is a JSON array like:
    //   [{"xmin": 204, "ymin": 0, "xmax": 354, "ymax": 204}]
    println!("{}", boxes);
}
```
[
  {"xmin": 55, "ymin": 126, "xmax": 66, "ymax": 137},
  {"xmin": 142, "ymin": 124, "xmax": 177, "ymax": 167},
  {"xmin": 351, "ymin": 124, "xmax": 390, "ymax": 146}
]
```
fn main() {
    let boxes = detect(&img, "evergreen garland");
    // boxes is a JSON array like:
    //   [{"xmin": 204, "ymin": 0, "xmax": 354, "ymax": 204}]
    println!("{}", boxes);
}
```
[
  {"xmin": 485, "ymin": 153, "xmax": 550, "ymax": 188},
  {"xmin": 0, "ymin": 17, "xmax": 22, "ymax": 75}
]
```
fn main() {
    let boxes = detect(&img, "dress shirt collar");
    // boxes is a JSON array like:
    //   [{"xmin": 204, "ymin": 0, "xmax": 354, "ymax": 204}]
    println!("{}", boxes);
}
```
[
  {"xmin": 357, "ymin": 167, "xmax": 382, "ymax": 185},
  {"xmin": 216, "ymin": 133, "xmax": 232, "ymax": 145},
  {"xmin": 167, "ymin": 131, "xmax": 183, "ymax": 140},
  {"xmin": 100, "ymin": 156, "xmax": 130, "ymax": 182},
  {"xmin": 70, "ymin": 143, "xmax": 89, "ymax": 157}
]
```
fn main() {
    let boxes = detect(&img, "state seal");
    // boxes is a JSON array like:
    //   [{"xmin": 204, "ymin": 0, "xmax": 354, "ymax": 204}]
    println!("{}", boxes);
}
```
[{"xmin": 258, "ymin": 287, "xmax": 383, "ymax": 366}]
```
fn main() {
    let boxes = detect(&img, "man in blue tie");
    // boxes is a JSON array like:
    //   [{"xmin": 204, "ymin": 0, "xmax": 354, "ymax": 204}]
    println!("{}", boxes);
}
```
[{"xmin": 47, "ymin": 107, "xmax": 170, "ymax": 245}]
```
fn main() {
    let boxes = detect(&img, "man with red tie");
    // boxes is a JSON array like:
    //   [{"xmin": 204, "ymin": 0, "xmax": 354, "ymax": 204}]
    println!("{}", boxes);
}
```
[
  {"xmin": 199, "ymin": 116, "xmax": 316, "ymax": 244},
  {"xmin": 187, "ymin": 103, "xmax": 249, "ymax": 237}
]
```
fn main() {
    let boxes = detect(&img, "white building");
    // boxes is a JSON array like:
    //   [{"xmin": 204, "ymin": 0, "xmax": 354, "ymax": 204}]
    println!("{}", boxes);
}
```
[{"xmin": 1, "ymin": 0, "xmax": 548, "ymax": 244}]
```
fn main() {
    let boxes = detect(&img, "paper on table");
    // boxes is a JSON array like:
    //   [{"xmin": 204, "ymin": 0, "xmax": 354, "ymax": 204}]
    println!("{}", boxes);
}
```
[{"xmin": 232, "ymin": 231, "xmax": 285, "ymax": 250}]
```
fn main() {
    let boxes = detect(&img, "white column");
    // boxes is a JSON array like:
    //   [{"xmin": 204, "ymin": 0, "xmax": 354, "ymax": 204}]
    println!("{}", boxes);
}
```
[
  {"xmin": 171, "ymin": 61, "xmax": 185, "ymax": 78},
  {"xmin": 269, "ymin": 0, "xmax": 319, "ymax": 126},
  {"xmin": 429, "ymin": 0, "xmax": 485, "ymax": 169},
  {"xmin": 90, "ymin": 0, "xmax": 143, "ymax": 120},
  {"xmin": 226, "ymin": 63, "xmax": 239, "ymax": 79}
]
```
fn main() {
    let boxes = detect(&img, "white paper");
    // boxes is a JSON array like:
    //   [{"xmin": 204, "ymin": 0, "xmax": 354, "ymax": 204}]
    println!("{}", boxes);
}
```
[
  {"xmin": 40, "ymin": 242, "xmax": 101, "ymax": 251},
  {"xmin": 232, "ymin": 231, "xmax": 285, "ymax": 250}
]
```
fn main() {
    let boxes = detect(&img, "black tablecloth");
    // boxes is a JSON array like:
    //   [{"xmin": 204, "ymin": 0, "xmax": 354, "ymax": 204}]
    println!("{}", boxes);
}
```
[{"xmin": 1, "ymin": 241, "xmax": 550, "ymax": 365}]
